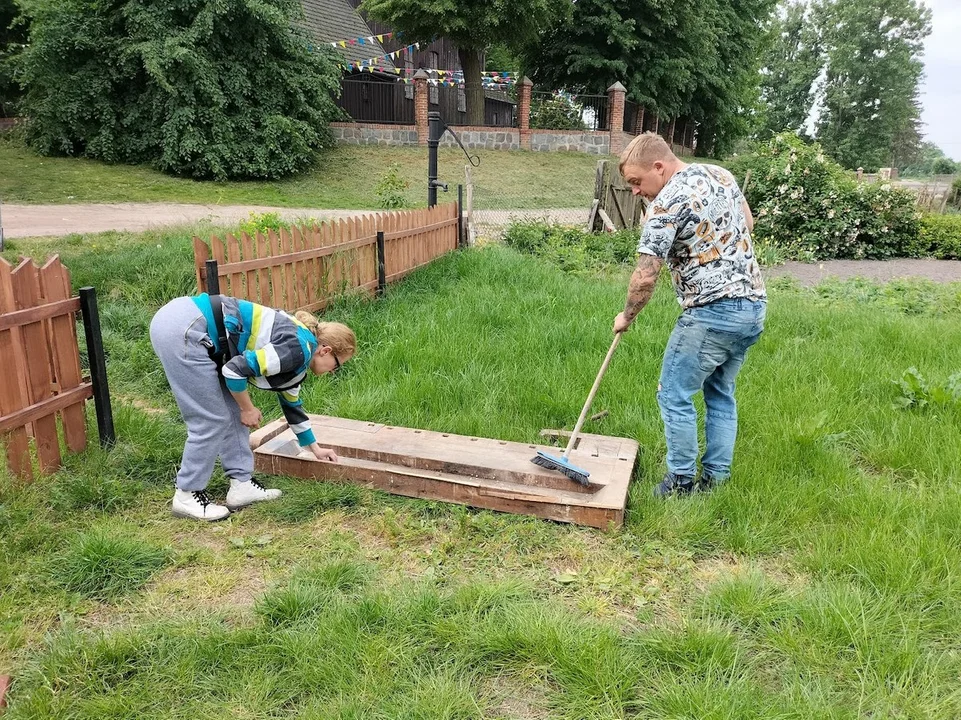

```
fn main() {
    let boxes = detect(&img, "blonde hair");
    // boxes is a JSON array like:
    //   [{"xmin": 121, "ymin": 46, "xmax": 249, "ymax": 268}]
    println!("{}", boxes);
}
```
[
  {"xmin": 294, "ymin": 313, "xmax": 356, "ymax": 360},
  {"xmin": 619, "ymin": 132, "xmax": 677, "ymax": 174}
]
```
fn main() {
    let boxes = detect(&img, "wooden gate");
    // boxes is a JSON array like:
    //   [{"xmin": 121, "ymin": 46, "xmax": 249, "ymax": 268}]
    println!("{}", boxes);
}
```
[
  {"xmin": 0, "ymin": 256, "xmax": 113, "ymax": 481},
  {"xmin": 587, "ymin": 159, "xmax": 647, "ymax": 232}
]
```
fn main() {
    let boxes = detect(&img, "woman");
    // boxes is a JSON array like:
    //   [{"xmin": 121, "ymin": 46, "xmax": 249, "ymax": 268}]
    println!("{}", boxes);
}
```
[{"xmin": 149, "ymin": 293, "xmax": 356, "ymax": 521}]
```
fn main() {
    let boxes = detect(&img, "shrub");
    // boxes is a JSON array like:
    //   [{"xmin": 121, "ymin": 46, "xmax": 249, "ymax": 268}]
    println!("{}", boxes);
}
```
[
  {"xmin": 239, "ymin": 212, "xmax": 285, "ymax": 236},
  {"xmin": 374, "ymin": 162, "xmax": 410, "ymax": 209},
  {"xmin": 918, "ymin": 214, "xmax": 961, "ymax": 260},
  {"xmin": 732, "ymin": 133, "xmax": 921, "ymax": 260},
  {"xmin": 502, "ymin": 220, "xmax": 636, "ymax": 272},
  {"xmin": 18, "ymin": 0, "xmax": 342, "ymax": 180},
  {"xmin": 529, "ymin": 93, "xmax": 586, "ymax": 131}
]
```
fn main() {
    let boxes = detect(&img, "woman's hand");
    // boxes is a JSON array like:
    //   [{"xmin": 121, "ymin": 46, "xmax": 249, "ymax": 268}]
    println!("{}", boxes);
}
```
[
  {"xmin": 240, "ymin": 407, "xmax": 263, "ymax": 429},
  {"xmin": 309, "ymin": 444, "xmax": 339, "ymax": 462}
]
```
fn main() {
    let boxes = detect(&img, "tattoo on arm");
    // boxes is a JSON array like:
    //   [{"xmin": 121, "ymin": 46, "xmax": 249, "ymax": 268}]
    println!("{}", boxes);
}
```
[{"xmin": 623, "ymin": 255, "xmax": 663, "ymax": 322}]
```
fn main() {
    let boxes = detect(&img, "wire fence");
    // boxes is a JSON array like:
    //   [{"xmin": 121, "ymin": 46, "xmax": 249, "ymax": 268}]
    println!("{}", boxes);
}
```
[{"xmin": 529, "ymin": 91, "xmax": 609, "ymax": 132}]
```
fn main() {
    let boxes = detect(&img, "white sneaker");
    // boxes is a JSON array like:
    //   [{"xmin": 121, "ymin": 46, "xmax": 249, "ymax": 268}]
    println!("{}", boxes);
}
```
[
  {"xmin": 225, "ymin": 477, "xmax": 282, "ymax": 511},
  {"xmin": 172, "ymin": 489, "xmax": 231, "ymax": 521}
]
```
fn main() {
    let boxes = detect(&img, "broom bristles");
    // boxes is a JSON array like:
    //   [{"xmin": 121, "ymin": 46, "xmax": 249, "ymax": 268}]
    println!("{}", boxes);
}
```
[{"xmin": 531, "ymin": 451, "xmax": 591, "ymax": 486}]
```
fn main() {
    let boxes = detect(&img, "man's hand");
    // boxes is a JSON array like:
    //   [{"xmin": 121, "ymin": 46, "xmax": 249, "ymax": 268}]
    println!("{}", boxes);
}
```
[
  {"xmin": 240, "ymin": 407, "xmax": 263, "ymax": 429},
  {"xmin": 310, "ymin": 444, "xmax": 339, "ymax": 462},
  {"xmin": 613, "ymin": 312, "xmax": 633, "ymax": 334}
]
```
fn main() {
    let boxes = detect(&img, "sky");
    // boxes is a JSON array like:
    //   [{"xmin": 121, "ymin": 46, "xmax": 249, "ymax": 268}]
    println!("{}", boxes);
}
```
[{"xmin": 920, "ymin": 0, "xmax": 961, "ymax": 161}]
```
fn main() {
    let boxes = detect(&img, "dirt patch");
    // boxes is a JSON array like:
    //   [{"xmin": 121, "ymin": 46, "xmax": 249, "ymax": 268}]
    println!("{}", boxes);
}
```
[
  {"xmin": 767, "ymin": 259, "xmax": 961, "ymax": 287},
  {"xmin": 691, "ymin": 553, "xmax": 806, "ymax": 592}
]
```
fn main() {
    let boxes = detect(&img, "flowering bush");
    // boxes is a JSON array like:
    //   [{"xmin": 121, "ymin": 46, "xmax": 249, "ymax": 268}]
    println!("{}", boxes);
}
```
[{"xmin": 731, "ymin": 134, "xmax": 922, "ymax": 260}]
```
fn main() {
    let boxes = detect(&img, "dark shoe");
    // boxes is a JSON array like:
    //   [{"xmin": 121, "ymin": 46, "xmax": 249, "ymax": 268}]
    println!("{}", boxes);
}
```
[
  {"xmin": 697, "ymin": 474, "xmax": 729, "ymax": 492},
  {"xmin": 654, "ymin": 473, "xmax": 696, "ymax": 498}
]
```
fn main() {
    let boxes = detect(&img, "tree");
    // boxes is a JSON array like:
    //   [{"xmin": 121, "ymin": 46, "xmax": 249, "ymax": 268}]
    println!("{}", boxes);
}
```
[
  {"xmin": 900, "ymin": 142, "xmax": 960, "ymax": 177},
  {"xmin": 810, "ymin": 0, "xmax": 931, "ymax": 171},
  {"xmin": 0, "ymin": 0, "xmax": 28, "ymax": 117},
  {"xmin": 17, "ymin": 0, "xmax": 343, "ymax": 179},
  {"xmin": 362, "ymin": 0, "xmax": 570, "ymax": 125},
  {"xmin": 758, "ymin": 0, "xmax": 821, "ymax": 139}
]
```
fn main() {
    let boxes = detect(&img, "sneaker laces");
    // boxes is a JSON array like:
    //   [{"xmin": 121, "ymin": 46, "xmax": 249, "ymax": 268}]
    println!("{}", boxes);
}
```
[
  {"xmin": 250, "ymin": 478, "xmax": 267, "ymax": 492},
  {"xmin": 192, "ymin": 490, "xmax": 214, "ymax": 507}
]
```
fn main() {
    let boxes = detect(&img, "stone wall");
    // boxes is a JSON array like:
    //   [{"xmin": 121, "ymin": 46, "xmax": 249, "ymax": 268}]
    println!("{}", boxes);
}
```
[
  {"xmin": 439, "ymin": 128, "xmax": 519, "ymax": 151},
  {"xmin": 530, "ymin": 130, "xmax": 610, "ymax": 155},
  {"xmin": 331, "ymin": 123, "xmax": 418, "ymax": 146}
]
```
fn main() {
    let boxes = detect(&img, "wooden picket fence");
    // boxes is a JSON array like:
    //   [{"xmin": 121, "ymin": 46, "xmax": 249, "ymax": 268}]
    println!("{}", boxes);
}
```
[
  {"xmin": 193, "ymin": 203, "xmax": 461, "ymax": 309},
  {"xmin": 0, "ymin": 256, "xmax": 90, "ymax": 480}
]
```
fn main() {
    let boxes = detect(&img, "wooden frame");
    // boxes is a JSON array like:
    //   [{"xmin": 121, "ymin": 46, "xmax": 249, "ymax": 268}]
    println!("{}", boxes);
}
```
[{"xmin": 250, "ymin": 415, "xmax": 638, "ymax": 529}]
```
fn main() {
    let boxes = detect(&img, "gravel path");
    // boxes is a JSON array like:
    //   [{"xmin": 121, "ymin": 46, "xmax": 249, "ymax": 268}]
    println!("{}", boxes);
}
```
[{"xmin": 765, "ymin": 259, "xmax": 961, "ymax": 286}]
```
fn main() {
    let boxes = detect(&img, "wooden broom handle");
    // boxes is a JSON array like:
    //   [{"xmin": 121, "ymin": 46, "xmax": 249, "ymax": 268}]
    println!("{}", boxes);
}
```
[{"xmin": 563, "ymin": 333, "xmax": 622, "ymax": 459}]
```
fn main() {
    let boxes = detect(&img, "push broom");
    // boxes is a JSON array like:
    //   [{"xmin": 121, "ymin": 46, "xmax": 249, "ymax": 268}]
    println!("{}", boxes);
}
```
[{"xmin": 531, "ymin": 332, "xmax": 622, "ymax": 485}]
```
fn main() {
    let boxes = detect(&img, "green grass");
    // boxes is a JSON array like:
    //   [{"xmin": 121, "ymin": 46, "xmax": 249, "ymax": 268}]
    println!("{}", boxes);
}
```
[
  {"xmin": 2, "ymin": 226, "xmax": 961, "ymax": 717},
  {"xmin": 0, "ymin": 136, "xmax": 608, "ymax": 210}
]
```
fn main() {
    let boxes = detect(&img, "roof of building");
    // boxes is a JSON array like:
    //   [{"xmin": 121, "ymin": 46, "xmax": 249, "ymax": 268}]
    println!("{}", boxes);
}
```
[{"xmin": 301, "ymin": 0, "xmax": 395, "ymax": 70}]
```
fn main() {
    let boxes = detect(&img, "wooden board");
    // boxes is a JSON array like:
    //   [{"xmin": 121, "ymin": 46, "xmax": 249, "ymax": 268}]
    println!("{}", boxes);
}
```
[{"xmin": 249, "ymin": 415, "xmax": 638, "ymax": 529}]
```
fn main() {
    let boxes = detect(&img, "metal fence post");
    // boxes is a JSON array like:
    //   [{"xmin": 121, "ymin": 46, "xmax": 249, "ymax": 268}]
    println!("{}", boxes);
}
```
[
  {"xmin": 428, "ymin": 111, "xmax": 442, "ymax": 208},
  {"xmin": 376, "ymin": 231, "xmax": 386, "ymax": 297},
  {"xmin": 205, "ymin": 259, "xmax": 220, "ymax": 296},
  {"xmin": 79, "ymin": 287, "xmax": 115, "ymax": 448},
  {"xmin": 457, "ymin": 184, "xmax": 464, "ymax": 248}
]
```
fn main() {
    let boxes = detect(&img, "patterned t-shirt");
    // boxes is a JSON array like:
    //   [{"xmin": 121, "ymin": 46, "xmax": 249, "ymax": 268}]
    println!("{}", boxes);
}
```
[{"xmin": 638, "ymin": 164, "xmax": 766, "ymax": 309}]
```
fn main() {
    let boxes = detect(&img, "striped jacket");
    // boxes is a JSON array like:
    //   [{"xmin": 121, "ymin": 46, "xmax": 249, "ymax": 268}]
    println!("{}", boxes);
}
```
[{"xmin": 192, "ymin": 294, "xmax": 319, "ymax": 446}]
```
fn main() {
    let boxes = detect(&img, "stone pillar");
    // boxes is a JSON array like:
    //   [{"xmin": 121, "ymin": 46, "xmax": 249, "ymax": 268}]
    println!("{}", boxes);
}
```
[
  {"xmin": 518, "ymin": 77, "xmax": 533, "ymax": 150},
  {"xmin": 414, "ymin": 69, "xmax": 429, "ymax": 146},
  {"xmin": 607, "ymin": 81, "xmax": 627, "ymax": 156}
]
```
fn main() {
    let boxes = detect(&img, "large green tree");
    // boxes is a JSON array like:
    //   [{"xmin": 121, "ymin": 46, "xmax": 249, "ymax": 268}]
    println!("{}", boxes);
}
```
[
  {"xmin": 361, "ymin": 0, "xmax": 569, "ymax": 125},
  {"xmin": 0, "ymin": 0, "xmax": 27, "ymax": 117},
  {"xmin": 757, "ymin": 0, "xmax": 821, "ymax": 139},
  {"xmin": 18, "ymin": 0, "xmax": 342, "ymax": 179},
  {"xmin": 811, "ymin": 0, "xmax": 931, "ymax": 171}
]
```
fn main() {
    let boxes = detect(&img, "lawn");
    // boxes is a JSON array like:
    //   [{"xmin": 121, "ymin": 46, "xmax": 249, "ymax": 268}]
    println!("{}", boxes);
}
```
[
  {"xmin": 2, "ymin": 226, "xmax": 961, "ymax": 718},
  {"xmin": 0, "ymin": 136, "xmax": 609, "ymax": 211}
]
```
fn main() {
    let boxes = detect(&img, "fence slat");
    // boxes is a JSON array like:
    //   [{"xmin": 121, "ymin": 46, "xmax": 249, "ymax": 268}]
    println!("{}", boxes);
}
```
[
  {"xmin": 268, "ymin": 230, "xmax": 283, "ymax": 309},
  {"xmin": 226, "ymin": 234, "xmax": 242, "ymax": 298},
  {"xmin": 240, "ymin": 232, "xmax": 259, "ymax": 304},
  {"xmin": 193, "ymin": 237, "xmax": 210, "ymax": 294},
  {"xmin": 293, "ymin": 226, "xmax": 308, "ymax": 310},
  {"xmin": 279, "ymin": 228, "xmax": 296, "ymax": 310},
  {"xmin": 0, "ymin": 258, "xmax": 32, "ymax": 479},
  {"xmin": 11, "ymin": 261, "xmax": 61, "ymax": 472},
  {"xmin": 39, "ymin": 257, "xmax": 87, "ymax": 453}
]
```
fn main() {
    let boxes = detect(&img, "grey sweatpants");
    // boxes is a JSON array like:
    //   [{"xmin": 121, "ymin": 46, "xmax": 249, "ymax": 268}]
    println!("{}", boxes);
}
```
[{"xmin": 149, "ymin": 297, "xmax": 254, "ymax": 491}]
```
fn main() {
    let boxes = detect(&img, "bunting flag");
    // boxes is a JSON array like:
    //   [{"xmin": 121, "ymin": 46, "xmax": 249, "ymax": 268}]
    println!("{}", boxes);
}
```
[
  {"xmin": 328, "ymin": 32, "xmax": 394, "ymax": 48},
  {"xmin": 339, "ymin": 42, "xmax": 420, "ymax": 71}
]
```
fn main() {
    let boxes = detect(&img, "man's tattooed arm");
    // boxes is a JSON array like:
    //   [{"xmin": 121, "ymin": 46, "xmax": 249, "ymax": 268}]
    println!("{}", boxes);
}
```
[{"xmin": 623, "ymin": 254, "xmax": 663, "ymax": 323}]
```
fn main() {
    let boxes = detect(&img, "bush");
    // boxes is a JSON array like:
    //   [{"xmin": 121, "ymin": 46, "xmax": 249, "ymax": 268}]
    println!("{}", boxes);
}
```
[
  {"xmin": 918, "ymin": 214, "xmax": 961, "ymax": 260},
  {"xmin": 732, "ymin": 133, "xmax": 922, "ymax": 260},
  {"xmin": 18, "ymin": 0, "xmax": 342, "ymax": 180},
  {"xmin": 502, "ymin": 220, "xmax": 637, "ymax": 272},
  {"xmin": 374, "ymin": 162, "xmax": 410, "ymax": 209},
  {"xmin": 529, "ymin": 93, "xmax": 586, "ymax": 131}
]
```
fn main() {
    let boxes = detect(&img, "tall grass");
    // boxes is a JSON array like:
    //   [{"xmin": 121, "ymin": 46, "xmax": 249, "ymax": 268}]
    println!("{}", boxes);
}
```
[{"xmin": 2, "ymin": 228, "xmax": 961, "ymax": 717}]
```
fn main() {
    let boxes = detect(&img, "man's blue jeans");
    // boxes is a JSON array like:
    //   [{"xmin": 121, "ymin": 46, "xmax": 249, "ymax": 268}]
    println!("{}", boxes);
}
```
[{"xmin": 657, "ymin": 297, "xmax": 766, "ymax": 480}]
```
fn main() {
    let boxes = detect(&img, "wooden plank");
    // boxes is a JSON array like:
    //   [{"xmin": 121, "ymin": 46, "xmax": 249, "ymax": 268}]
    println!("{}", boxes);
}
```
[
  {"xmin": 240, "ymin": 232, "xmax": 259, "ymax": 304},
  {"xmin": 381, "ymin": 216, "xmax": 458, "ymax": 242},
  {"xmin": 0, "ymin": 384, "xmax": 93, "ymax": 434},
  {"xmin": 11, "ymin": 261, "xmax": 61, "ymax": 472},
  {"xmin": 597, "ymin": 209, "xmax": 616, "ymax": 233},
  {"xmin": 0, "ymin": 297, "xmax": 80, "ymax": 332},
  {"xmin": 251, "ymin": 415, "xmax": 637, "ymax": 529},
  {"xmin": 39, "ymin": 258, "xmax": 87, "ymax": 452},
  {"xmin": 225, "ymin": 233, "xmax": 243, "ymax": 299},
  {"xmin": 280, "ymin": 228, "xmax": 297, "ymax": 310},
  {"xmin": 268, "ymin": 230, "xmax": 283, "ymax": 309},
  {"xmin": 193, "ymin": 237, "xmax": 210, "ymax": 294},
  {"xmin": 255, "ymin": 232, "xmax": 270, "ymax": 308},
  {"xmin": 0, "ymin": 258, "xmax": 32, "ymax": 479},
  {"xmin": 584, "ymin": 199, "xmax": 600, "ymax": 233}
]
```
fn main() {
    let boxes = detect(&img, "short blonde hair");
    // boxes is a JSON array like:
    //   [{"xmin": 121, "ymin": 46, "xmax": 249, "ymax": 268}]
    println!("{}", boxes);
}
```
[
  {"xmin": 295, "ymin": 313, "xmax": 356, "ymax": 360},
  {"xmin": 619, "ymin": 132, "xmax": 676, "ymax": 174}
]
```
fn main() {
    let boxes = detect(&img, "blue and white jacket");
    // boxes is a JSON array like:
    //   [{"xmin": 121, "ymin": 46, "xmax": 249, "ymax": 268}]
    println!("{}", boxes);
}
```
[{"xmin": 193, "ymin": 294, "xmax": 319, "ymax": 446}]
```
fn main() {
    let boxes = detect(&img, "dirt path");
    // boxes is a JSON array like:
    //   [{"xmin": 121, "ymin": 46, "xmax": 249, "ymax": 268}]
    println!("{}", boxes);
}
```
[
  {"xmin": 4, "ymin": 202, "xmax": 961, "ymax": 286},
  {"xmin": 1, "ymin": 203, "xmax": 373, "ymax": 239},
  {"xmin": 766, "ymin": 259, "xmax": 961, "ymax": 286}
]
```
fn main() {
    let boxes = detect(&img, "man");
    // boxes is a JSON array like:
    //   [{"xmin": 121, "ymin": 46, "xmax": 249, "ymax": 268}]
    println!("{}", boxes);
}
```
[{"xmin": 613, "ymin": 133, "xmax": 766, "ymax": 497}]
